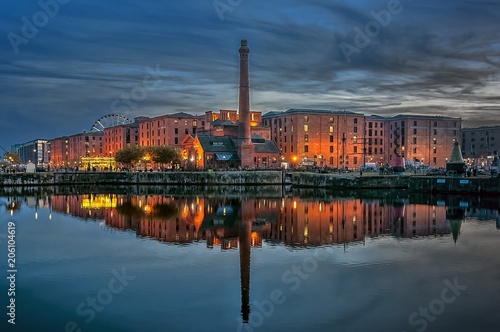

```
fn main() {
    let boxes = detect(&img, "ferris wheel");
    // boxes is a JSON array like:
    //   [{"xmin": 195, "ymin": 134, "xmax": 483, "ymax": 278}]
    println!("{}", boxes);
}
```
[{"xmin": 90, "ymin": 114, "xmax": 134, "ymax": 132}]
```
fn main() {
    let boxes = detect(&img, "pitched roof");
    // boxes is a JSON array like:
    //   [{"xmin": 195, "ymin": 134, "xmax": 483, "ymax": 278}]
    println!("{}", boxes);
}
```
[
  {"xmin": 262, "ymin": 108, "xmax": 360, "ymax": 117},
  {"xmin": 197, "ymin": 136, "xmax": 237, "ymax": 153}
]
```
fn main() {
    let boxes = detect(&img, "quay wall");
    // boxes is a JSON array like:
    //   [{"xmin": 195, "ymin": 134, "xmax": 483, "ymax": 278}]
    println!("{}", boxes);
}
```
[{"xmin": 1, "ymin": 171, "xmax": 500, "ymax": 194}]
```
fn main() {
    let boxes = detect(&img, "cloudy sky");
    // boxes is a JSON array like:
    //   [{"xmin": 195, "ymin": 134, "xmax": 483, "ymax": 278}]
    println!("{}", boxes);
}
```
[{"xmin": 1, "ymin": 0, "xmax": 499, "ymax": 149}]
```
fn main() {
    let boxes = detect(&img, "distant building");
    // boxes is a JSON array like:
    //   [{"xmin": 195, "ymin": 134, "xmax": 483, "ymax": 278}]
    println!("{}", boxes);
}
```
[
  {"xmin": 13, "ymin": 139, "xmax": 50, "ymax": 166},
  {"xmin": 461, "ymin": 125, "xmax": 500, "ymax": 167}
]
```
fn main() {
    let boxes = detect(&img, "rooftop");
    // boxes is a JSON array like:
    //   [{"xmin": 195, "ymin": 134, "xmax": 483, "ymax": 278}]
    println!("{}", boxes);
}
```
[{"xmin": 263, "ymin": 108, "xmax": 360, "ymax": 117}]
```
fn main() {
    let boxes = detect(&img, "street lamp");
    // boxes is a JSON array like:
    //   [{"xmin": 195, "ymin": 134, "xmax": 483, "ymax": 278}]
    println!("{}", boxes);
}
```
[{"xmin": 341, "ymin": 133, "xmax": 346, "ymax": 172}]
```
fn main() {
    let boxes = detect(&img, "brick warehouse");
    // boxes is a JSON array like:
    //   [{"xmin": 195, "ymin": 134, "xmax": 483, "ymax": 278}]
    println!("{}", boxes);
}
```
[{"xmin": 262, "ymin": 110, "xmax": 462, "ymax": 169}]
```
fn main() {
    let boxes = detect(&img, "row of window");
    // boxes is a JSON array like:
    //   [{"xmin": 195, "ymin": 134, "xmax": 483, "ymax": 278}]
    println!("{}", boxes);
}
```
[
  {"xmin": 463, "ymin": 137, "xmax": 496, "ymax": 142},
  {"xmin": 142, "ymin": 119, "xmax": 200, "ymax": 130}
]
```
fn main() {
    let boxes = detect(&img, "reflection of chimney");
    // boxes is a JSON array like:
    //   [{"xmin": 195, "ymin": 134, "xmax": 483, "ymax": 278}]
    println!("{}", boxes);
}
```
[
  {"xmin": 238, "ymin": 40, "xmax": 251, "ymax": 143},
  {"xmin": 239, "ymin": 199, "xmax": 253, "ymax": 322}
]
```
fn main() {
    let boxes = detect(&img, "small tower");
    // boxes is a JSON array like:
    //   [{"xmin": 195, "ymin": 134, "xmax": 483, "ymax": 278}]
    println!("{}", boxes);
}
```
[{"xmin": 446, "ymin": 141, "xmax": 466, "ymax": 176}]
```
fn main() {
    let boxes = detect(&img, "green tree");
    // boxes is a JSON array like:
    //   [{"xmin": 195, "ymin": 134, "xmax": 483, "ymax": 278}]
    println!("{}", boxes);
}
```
[
  {"xmin": 3, "ymin": 152, "xmax": 21, "ymax": 164},
  {"xmin": 115, "ymin": 146, "xmax": 144, "ymax": 169},
  {"xmin": 151, "ymin": 146, "xmax": 181, "ymax": 168}
]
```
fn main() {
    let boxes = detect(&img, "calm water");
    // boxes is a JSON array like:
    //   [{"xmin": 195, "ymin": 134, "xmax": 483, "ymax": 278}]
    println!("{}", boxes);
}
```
[{"xmin": 1, "ymin": 187, "xmax": 500, "ymax": 332}]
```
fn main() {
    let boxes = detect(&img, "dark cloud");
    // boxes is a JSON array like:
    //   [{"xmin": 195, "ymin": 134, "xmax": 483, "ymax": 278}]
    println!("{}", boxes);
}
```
[{"xmin": 1, "ymin": 0, "xmax": 499, "ymax": 148}]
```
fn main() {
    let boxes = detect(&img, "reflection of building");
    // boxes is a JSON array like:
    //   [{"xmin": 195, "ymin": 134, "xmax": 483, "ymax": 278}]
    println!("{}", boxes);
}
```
[{"xmin": 266, "ymin": 198, "xmax": 450, "ymax": 246}]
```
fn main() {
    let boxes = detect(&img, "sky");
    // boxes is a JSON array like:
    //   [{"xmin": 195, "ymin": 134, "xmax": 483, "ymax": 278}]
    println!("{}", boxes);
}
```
[{"xmin": 1, "ymin": 0, "xmax": 500, "ymax": 150}]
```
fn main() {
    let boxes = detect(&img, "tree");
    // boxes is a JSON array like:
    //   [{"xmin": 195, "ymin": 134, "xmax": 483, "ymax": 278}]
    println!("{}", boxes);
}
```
[
  {"xmin": 3, "ymin": 152, "xmax": 21, "ymax": 164},
  {"xmin": 151, "ymin": 146, "xmax": 181, "ymax": 168},
  {"xmin": 115, "ymin": 146, "xmax": 144, "ymax": 169}
]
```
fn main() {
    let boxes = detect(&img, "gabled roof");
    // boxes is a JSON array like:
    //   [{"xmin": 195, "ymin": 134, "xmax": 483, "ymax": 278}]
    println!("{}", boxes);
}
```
[
  {"xmin": 197, "ymin": 135, "xmax": 238, "ymax": 153},
  {"xmin": 212, "ymin": 119, "xmax": 237, "ymax": 126},
  {"xmin": 254, "ymin": 140, "xmax": 280, "ymax": 154}
]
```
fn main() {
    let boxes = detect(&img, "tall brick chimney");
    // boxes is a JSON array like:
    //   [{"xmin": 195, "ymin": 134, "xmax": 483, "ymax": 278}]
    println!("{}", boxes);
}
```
[{"xmin": 238, "ymin": 39, "xmax": 254, "ymax": 168}]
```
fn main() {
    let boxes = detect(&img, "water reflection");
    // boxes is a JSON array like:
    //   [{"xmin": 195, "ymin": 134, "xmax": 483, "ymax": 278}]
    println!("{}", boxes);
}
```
[
  {"xmin": 3, "ymin": 191, "xmax": 499, "ymax": 325},
  {"xmin": 5, "ymin": 192, "xmax": 500, "ymax": 245}
]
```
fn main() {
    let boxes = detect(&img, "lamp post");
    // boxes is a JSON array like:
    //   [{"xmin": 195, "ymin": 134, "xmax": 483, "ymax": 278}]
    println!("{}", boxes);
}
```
[{"xmin": 341, "ymin": 133, "xmax": 346, "ymax": 172}]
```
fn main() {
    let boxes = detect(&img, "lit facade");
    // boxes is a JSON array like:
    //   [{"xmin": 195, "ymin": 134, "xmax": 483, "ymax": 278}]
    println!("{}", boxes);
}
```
[
  {"xmin": 387, "ymin": 115, "xmax": 461, "ymax": 167},
  {"xmin": 262, "ymin": 109, "xmax": 365, "ymax": 169},
  {"xmin": 67, "ymin": 132, "xmax": 105, "ymax": 167},
  {"xmin": 138, "ymin": 112, "xmax": 204, "ymax": 148},
  {"xmin": 49, "ymin": 136, "xmax": 70, "ymax": 167},
  {"xmin": 262, "ymin": 110, "xmax": 461, "ymax": 169},
  {"xmin": 14, "ymin": 139, "xmax": 50, "ymax": 166},
  {"xmin": 103, "ymin": 122, "xmax": 139, "ymax": 157},
  {"xmin": 200, "ymin": 110, "xmax": 269, "ymax": 139}
]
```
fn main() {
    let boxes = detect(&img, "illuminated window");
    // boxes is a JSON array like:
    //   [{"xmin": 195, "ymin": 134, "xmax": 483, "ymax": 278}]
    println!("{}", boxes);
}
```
[
  {"xmin": 304, "ymin": 125, "xmax": 309, "ymax": 132},
  {"xmin": 329, "ymin": 126, "xmax": 334, "ymax": 133}
]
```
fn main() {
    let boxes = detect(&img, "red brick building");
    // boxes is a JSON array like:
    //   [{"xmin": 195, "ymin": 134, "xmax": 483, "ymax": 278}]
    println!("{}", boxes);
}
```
[
  {"xmin": 262, "ymin": 109, "xmax": 461, "ymax": 169},
  {"xmin": 386, "ymin": 115, "xmax": 461, "ymax": 167},
  {"xmin": 67, "ymin": 131, "xmax": 105, "ymax": 167},
  {"xmin": 262, "ymin": 109, "xmax": 365, "ymax": 169},
  {"xmin": 48, "ymin": 136, "xmax": 70, "ymax": 167},
  {"xmin": 103, "ymin": 121, "xmax": 140, "ymax": 157},
  {"xmin": 138, "ymin": 112, "xmax": 205, "ymax": 148}
]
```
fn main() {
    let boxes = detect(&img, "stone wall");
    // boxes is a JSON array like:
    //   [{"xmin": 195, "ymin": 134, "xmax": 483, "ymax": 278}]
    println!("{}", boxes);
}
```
[{"xmin": 1, "ymin": 171, "xmax": 500, "ymax": 195}]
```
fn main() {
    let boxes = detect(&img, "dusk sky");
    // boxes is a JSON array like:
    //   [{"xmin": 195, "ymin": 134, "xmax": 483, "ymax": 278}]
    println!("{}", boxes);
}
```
[{"xmin": 1, "ymin": 0, "xmax": 499, "ymax": 149}]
